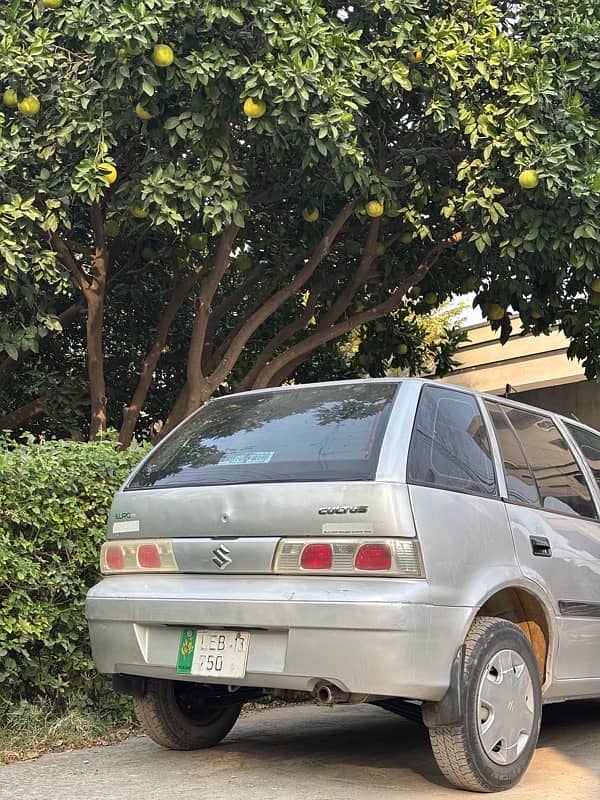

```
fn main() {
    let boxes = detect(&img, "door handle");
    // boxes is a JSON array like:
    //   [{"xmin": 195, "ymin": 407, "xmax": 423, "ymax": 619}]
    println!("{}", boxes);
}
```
[{"xmin": 530, "ymin": 535, "xmax": 552, "ymax": 558}]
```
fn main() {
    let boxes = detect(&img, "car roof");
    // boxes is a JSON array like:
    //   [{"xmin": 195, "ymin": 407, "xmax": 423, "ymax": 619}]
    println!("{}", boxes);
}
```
[{"xmin": 215, "ymin": 377, "xmax": 600, "ymax": 438}]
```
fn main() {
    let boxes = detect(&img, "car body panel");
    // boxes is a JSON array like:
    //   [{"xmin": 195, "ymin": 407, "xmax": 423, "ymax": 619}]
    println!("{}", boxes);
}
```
[{"xmin": 86, "ymin": 377, "xmax": 600, "ymax": 703}]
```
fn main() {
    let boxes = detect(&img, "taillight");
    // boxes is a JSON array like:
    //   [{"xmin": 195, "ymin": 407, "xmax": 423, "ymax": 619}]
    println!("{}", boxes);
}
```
[
  {"xmin": 100, "ymin": 540, "xmax": 178, "ymax": 574},
  {"xmin": 300, "ymin": 543, "xmax": 333, "ymax": 570},
  {"xmin": 355, "ymin": 543, "xmax": 391, "ymax": 571},
  {"xmin": 105, "ymin": 543, "xmax": 125, "ymax": 571},
  {"xmin": 273, "ymin": 538, "xmax": 424, "ymax": 577},
  {"xmin": 138, "ymin": 543, "xmax": 161, "ymax": 569}
]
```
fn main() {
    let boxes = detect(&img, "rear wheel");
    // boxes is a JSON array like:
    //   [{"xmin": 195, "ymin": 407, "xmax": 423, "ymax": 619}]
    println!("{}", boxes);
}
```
[
  {"xmin": 134, "ymin": 679, "xmax": 242, "ymax": 750},
  {"xmin": 429, "ymin": 617, "xmax": 542, "ymax": 792}
]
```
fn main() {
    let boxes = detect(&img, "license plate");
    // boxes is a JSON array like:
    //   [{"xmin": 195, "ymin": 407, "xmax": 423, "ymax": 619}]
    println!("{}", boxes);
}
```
[{"xmin": 176, "ymin": 629, "xmax": 250, "ymax": 678}]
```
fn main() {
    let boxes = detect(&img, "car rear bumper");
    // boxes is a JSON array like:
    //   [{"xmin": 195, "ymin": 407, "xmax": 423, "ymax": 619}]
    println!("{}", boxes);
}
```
[{"xmin": 86, "ymin": 575, "xmax": 472, "ymax": 701}]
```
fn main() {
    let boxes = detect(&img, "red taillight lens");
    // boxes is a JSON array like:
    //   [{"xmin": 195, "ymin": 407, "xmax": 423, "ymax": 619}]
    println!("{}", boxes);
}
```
[
  {"xmin": 300, "ymin": 543, "xmax": 333, "ymax": 570},
  {"xmin": 105, "ymin": 544, "xmax": 124, "ymax": 571},
  {"xmin": 138, "ymin": 543, "xmax": 161, "ymax": 569},
  {"xmin": 355, "ymin": 543, "xmax": 392, "ymax": 571}
]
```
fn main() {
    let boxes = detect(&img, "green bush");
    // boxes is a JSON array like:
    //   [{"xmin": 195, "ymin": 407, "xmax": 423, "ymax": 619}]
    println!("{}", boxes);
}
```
[{"xmin": 0, "ymin": 436, "xmax": 149, "ymax": 714}]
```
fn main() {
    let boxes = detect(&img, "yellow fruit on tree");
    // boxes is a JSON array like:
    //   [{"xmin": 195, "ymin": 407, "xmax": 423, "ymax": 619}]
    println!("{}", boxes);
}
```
[
  {"xmin": 151, "ymin": 44, "xmax": 174, "ymax": 67},
  {"xmin": 375, "ymin": 243, "xmax": 386, "ymax": 256},
  {"xmin": 135, "ymin": 102, "xmax": 153, "ymax": 120},
  {"xmin": 591, "ymin": 278, "xmax": 600, "ymax": 293},
  {"xmin": 97, "ymin": 162, "xmax": 118, "ymax": 185},
  {"xmin": 409, "ymin": 50, "xmax": 424, "ymax": 64},
  {"xmin": 131, "ymin": 205, "xmax": 149, "ymax": 219},
  {"xmin": 243, "ymin": 97, "xmax": 266, "ymax": 119},
  {"xmin": 487, "ymin": 303, "xmax": 505, "ymax": 321},
  {"xmin": 302, "ymin": 207, "xmax": 319, "ymax": 223},
  {"xmin": 519, "ymin": 169, "xmax": 539, "ymax": 190},
  {"xmin": 424, "ymin": 292, "xmax": 438, "ymax": 306},
  {"xmin": 400, "ymin": 232, "xmax": 413, "ymax": 244},
  {"xmin": 104, "ymin": 219, "xmax": 120, "ymax": 237},
  {"xmin": 187, "ymin": 233, "xmax": 207, "ymax": 251},
  {"xmin": 366, "ymin": 200, "xmax": 384, "ymax": 218},
  {"xmin": 395, "ymin": 343, "xmax": 408, "ymax": 355},
  {"xmin": 408, "ymin": 286, "xmax": 421, "ymax": 299},
  {"xmin": 18, "ymin": 95, "xmax": 41, "ymax": 116},
  {"xmin": 591, "ymin": 292, "xmax": 600, "ymax": 307},
  {"xmin": 42, "ymin": 0, "xmax": 63, "ymax": 7},
  {"xmin": 2, "ymin": 88, "xmax": 18, "ymax": 108}
]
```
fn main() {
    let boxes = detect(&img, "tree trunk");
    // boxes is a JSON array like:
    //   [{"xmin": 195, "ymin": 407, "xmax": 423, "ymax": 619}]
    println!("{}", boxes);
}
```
[
  {"xmin": 86, "ymin": 289, "xmax": 107, "ymax": 438},
  {"xmin": 0, "ymin": 395, "xmax": 48, "ymax": 430},
  {"xmin": 119, "ymin": 280, "xmax": 193, "ymax": 448}
]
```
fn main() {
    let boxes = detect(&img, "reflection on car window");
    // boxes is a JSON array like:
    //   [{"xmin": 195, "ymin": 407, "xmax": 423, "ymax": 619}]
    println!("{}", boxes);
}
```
[
  {"xmin": 504, "ymin": 407, "xmax": 596, "ymax": 519},
  {"xmin": 485, "ymin": 402, "xmax": 540, "ymax": 506},
  {"xmin": 407, "ymin": 386, "xmax": 497, "ymax": 497},
  {"xmin": 566, "ymin": 424, "xmax": 600, "ymax": 492},
  {"xmin": 129, "ymin": 382, "xmax": 398, "ymax": 489}
]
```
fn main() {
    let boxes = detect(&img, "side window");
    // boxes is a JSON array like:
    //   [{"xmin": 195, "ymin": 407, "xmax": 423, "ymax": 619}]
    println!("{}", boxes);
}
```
[
  {"xmin": 407, "ymin": 386, "xmax": 497, "ymax": 497},
  {"xmin": 565, "ymin": 424, "xmax": 600, "ymax": 491},
  {"xmin": 485, "ymin": 402, "xmax": 540, "ymax": 506},
  {"xmin": 504, "ymin": 407, "xmax": 597, "ymax": 519}
]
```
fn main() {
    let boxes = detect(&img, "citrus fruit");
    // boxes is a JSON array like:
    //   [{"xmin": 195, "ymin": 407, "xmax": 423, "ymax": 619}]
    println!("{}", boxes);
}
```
[
  {"xmin": 591, "ymin": 292, "xmax": 600, "ymax": 307},
  {"xmin": 142, "ymin": 247, "xmax": 157, "ymax": 261},
  {"xmin": 395, "ymin": 343, "xmax": 408, "ymax": 355},
  {"xmin": 116, "ymin": 48, "xmax": 128, "ymax": 60},
  {"xmin": 151, "ymin": 44, "xmax": 174, "ymax": 67},
  {"xmin": 409, "ymin": 50, "xmax": 424, "ymax": 64},
  {"xmin": 375, "ymin": 243, "xmax": 386, "ymax": 256},
  {"xmin": 42, "ymin": 0, "xmax": 63, "ymax": 7},
  {"xmin": 366, "ymin": 200, "xmax": 384, "ymax": 218},
  {"xmin": 131, "ymin": 205, "xmax": 149, "ymax": 219},
  {"xmin": 400, "ymin": 232, "xmax": 413, "ymax": 244},
  {"xmin": 519, "ymin": 169, "xmax": 539, "ymax": 190},
  {"xmin": 424, "ymin": 292, "xmax": 438, "ymax": 306},
  {"xmin": 590, "ymin": 277, "xmax": 600, "ymax": 293},
  {"xmin": 18, "ymin": 95, "xmax": 41, "ymax": 116},
  {"xmin": 103, "ymin": 220, "xmax": 120, "ymax": 238},
  {"xmin": 2, "ymin": 89, "xmax": 18, "ymax": 108},
  {"xmin": 237, "ymin": 253, "xmax": 252, "ymax": 272},
  {"xmin": 302, "ymin": 207, "xmax": 319, "ymax": 223},
  {"xmin": 408, "ymin": 286, "xmax": 422, "ymax": 299},
  {"xmin": 243, "ymin": 97, "xmax": 266, "ymax": 119},
  {"xmin": 462, "ymin": 275, "xmax": 477, "ymax": 292},
  {"xmin": 186, "ymin": 233, "xmax": 207, "ymax": 251},
  {"xmin": 487, "ymin": 303, "xmax": 505, "ymax": 321},
  {"xmin": 135, "ymin": 102, "xmax": 153, "ymax": 120},
  {"xmin": 97, "ymin": 162, "xmax": 117, "ymax": 185}
]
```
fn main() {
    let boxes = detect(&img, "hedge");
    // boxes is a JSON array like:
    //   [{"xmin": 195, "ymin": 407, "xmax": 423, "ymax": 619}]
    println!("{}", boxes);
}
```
[{"xmin": 0, "ymin": 436, "xmax": 149, "ymax": 714}]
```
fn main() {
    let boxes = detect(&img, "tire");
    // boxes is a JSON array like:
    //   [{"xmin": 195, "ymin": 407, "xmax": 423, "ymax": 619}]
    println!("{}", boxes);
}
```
[
  {"xmin": 134, "ymin": 679, "xmax": 242, "ymax": 750},
  {"xmin": 429, "ymin": 617, "xmax": 542, "ymax": 792}
]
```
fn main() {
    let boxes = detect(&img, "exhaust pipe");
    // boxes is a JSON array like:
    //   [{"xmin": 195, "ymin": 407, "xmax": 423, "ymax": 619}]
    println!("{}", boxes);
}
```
[{"xmin": 313, "ymin": 681, "xmax": 350, "ymax": 705}]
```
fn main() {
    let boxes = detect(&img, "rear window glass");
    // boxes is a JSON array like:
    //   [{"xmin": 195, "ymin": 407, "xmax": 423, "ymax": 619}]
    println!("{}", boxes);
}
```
[
  {"xmin": 129, "ymin": 382, "xmax": 398, "ymax": 489},
  {"xmin": 407, "ymin": 385, "xmax": 497, "ymax": 497}
]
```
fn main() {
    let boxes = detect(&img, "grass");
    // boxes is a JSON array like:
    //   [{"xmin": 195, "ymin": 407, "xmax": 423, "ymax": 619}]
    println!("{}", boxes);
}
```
[{"xmin": 0, "ymin": 700, "xmax": 138, "ymax": 764}]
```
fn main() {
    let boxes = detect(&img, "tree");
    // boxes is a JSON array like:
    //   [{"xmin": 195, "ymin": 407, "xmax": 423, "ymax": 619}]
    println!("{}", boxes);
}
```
[{"xmin": 2, "ymin": 0, "xmax": 600, "ymax": 445}]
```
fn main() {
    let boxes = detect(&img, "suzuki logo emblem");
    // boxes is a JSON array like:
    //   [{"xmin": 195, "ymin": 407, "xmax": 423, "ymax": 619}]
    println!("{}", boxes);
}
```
[{"xmin": 212, "ymin": 545, "xmax": 232, "ymax": 570}]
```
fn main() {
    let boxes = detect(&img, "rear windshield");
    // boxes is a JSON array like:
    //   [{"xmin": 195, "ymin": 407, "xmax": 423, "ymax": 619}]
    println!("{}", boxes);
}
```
[{"xmin": 128, "ymin": 382, "xmax": 398, "ymax": 489}]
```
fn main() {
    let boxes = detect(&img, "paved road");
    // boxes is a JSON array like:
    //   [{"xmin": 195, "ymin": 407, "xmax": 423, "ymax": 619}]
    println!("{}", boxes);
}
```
[{"xmin": 2, "ymin": 701, "xmax": 599, "ymax": 800}]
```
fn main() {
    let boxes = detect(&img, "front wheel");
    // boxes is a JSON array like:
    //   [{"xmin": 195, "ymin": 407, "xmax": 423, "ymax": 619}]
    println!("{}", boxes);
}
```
[
  {"xmin": 429, "ymin": 617, "xmax": 542, "ymax": 792},
  {"xmin": 134, "ymin": 679, "xmax": 242, "ymax": 750}
]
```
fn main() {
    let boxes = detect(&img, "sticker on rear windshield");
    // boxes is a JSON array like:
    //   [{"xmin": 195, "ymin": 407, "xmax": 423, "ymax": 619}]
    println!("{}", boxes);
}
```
[{"xmin": 219, "ymin": 451, "xmax": 274, "ymax": 465}]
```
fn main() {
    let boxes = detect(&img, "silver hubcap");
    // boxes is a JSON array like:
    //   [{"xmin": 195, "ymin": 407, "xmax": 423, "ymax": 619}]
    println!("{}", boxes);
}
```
[{"xmin": 476, "ymin": 648, "xmax": 535, "ymax": 766}]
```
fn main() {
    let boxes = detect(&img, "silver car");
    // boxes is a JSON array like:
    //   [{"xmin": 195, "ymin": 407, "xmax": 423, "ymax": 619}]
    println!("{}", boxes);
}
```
[{"xmin": 86, "ymin": 379, "xmax": 600, "ymax": 792}]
